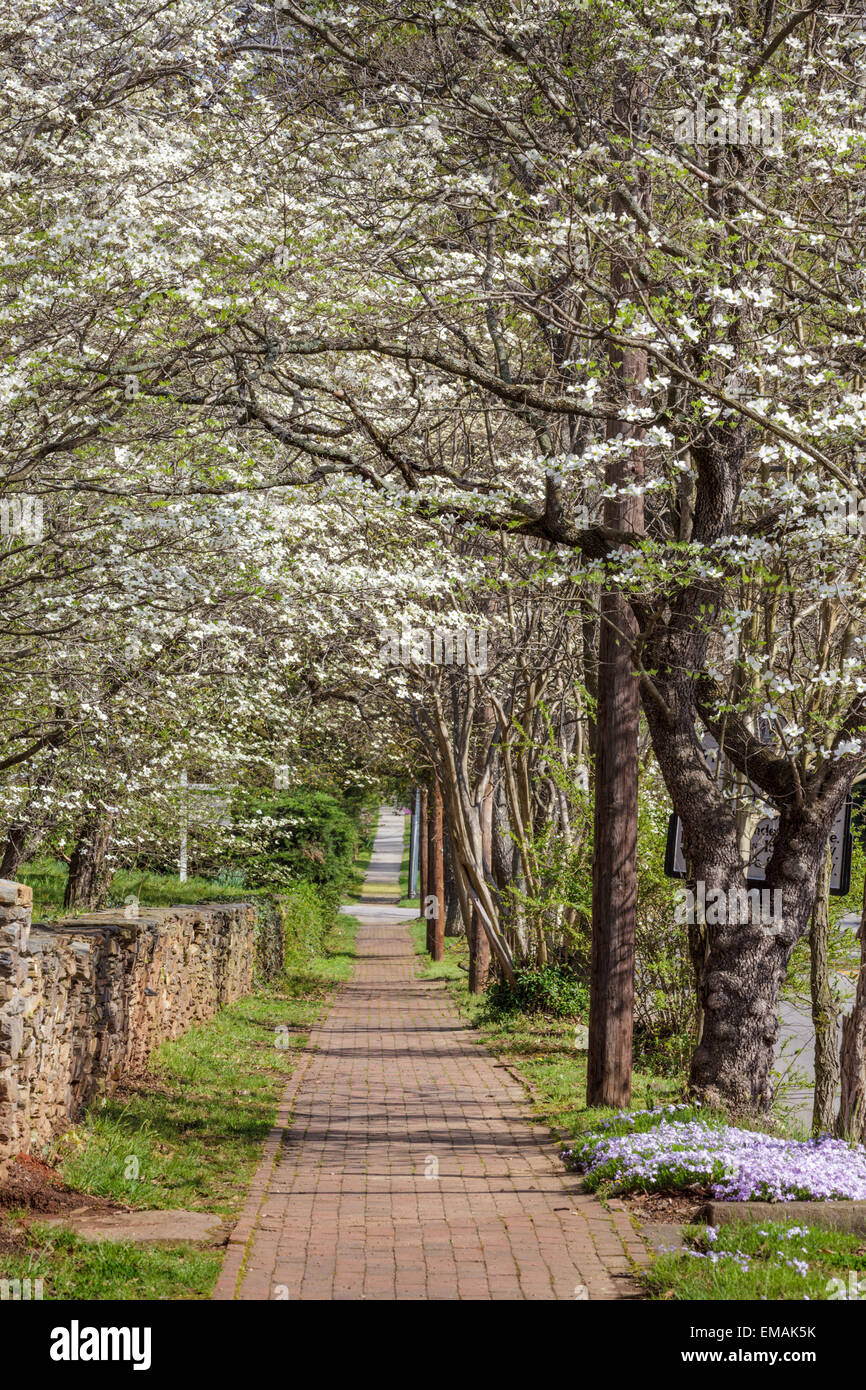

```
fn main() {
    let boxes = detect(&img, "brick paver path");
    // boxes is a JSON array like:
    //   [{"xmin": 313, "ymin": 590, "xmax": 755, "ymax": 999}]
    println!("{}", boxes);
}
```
[{"xmin": 214, "ymin": 810, "xmax": 648, "ymax": 1300}]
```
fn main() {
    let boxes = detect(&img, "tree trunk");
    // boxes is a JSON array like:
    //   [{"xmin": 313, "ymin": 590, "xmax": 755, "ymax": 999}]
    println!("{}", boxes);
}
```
[
  {"xmin": 810, "ymin": 845, "xmax": 838, "ymax": 1135},
  {"xmin": 1, "ymin": 821, "xmax": 36, "ymax": 879},
  {"xmin": 427, "ymin": 778, "xmax": 445, "ymax": 961},
  {"xmin": 688, "ymin": 881, "xmax": 786, "ymax": 1110},
  {"xmin": 838, "ymin": 873, "xmax": 866, "ymax": 1141},
  {"xmin": 427, "ymin": 692, "xmax": 516, "ymax": 981},
  {"xmin": 63, "ymin": 813, "xmax": 117, "ymax": 911},
  {"xmin": 469, "ymin": 764, "xmax": 493, "ymax": 994},
  {"xmin": 688, "ymin": 822, "xmax": 827, "ymax": 1112},
  {"xmin": 688, "ymin": 917, "xmax": 710, "ymax": 1048},
  {"xmin": 1, "ymin": 811, "xmax": 60, "ymax": 879},
  {"xmin": 1, "ymin": 758, "xmax": 60, "ymax": 876},
  {"xmin": 443, "ymin": 823, "xmax": 463, "ymax": 937},
  {"xmin": 491, "ymin": 769, "xmax": 511, "ymax": 902}
]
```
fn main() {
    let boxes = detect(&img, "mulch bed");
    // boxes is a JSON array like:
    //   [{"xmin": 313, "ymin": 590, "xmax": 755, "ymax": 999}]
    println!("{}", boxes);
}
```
[
  {"xmin": 613, "ymin": 1186, "xmax": 711, "ymax": 1226},
  {"xmin": 0, "ymin": 1153, "xmax": 128, "ymax": 1217}
]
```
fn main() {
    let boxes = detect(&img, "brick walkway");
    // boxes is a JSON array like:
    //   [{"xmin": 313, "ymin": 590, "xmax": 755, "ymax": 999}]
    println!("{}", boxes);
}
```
[{"xmin": 214, "ymin": 811, "xmax": 648, "ymax": 1300}]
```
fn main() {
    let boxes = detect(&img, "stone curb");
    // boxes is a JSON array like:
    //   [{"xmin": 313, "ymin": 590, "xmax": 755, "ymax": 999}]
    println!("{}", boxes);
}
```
[{"xmin": 701, "ymin": 1199, "xmax": 866, "ymax": 1233}]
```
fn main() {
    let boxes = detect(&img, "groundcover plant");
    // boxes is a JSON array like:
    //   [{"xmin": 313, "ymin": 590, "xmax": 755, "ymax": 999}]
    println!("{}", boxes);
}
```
[{"xmin": 563, "ymin": 1107, "xmax": 866, "ymax": 1201}]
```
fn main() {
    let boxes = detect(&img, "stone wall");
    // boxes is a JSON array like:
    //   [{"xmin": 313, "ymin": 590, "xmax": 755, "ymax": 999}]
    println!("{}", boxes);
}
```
[{"xmin": 0, "ymin": 882, "xmax": 271, "ymax": 1178}]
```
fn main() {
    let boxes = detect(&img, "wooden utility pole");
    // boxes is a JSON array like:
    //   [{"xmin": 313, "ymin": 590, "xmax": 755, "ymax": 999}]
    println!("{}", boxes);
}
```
[
  {"xmin": 418, "ymin": 784, "xmax": 428, "ymax": 914},
  {"xmin": 588, "ymin": 565, "xmax": 641, "ymax": 1105},
  {"xmin": 838, "ymin": 867, "xmax": 866, "ymax": 1141},
  {"xmin": 810, "ymin": 846, "xmax": 838, "ymax": 1135},
  {"xmin": 408, "ymin": 786, "xmax": 421, "ymax": 900},
  {"xmin": 586, "ymin": 89, "xmax": 647, "ymax": 1108},
  {"xmin": 427, "ymin": 778, "xmax": 445, "ymax": 961}
]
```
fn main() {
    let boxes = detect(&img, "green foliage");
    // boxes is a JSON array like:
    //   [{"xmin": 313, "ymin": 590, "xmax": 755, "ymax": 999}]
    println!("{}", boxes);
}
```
[
  {"xmin": 278, "ymin": 880, "xmax": 329, "ymax": 964},
  {"xmin": 496, "ymin": 714, "xmax": 594, "ymax": 966},
  {"xmin": 483, "ymin": 963, "xmax": 589, "ymax": 1020},
  {"xmin": 412, "ymin": 924, "xmax": 679, "ymax": 1137},
  {"xmin": 495, "ymin": 739, "xmax": 693, "ymax": 1075},
  {"xmin": 633, "ymin": 769, "xmax": 697, "ymax": 1078},
  {"xmin": 230, "ymin": 787, "xmax": 361, "ymax": 912}
]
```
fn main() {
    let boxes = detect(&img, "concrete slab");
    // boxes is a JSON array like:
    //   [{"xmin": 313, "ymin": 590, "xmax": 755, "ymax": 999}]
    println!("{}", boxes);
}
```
[
  {"xmin": 640, "ymin": 1222, "xmax": 689, "ymax": 1253},
  {"xmin": 42, "ymin": 1209, "xmax": 226, "ymax": 1245}
]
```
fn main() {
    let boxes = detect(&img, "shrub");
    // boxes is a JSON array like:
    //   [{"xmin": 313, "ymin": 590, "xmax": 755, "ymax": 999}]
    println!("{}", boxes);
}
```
[
  {"xmin": 278, "ymin": 881, "xmax": 328, "ymax": 965},
  {"xmin": 483, "ymin": 963, "xmax": 589, "ymax": 1020},
  {"xmin": 230, "ymin": 787, "xmax": 360, "ymax": 912}
]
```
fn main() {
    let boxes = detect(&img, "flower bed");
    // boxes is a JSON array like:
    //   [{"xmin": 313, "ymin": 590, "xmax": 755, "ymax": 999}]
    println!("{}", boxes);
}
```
[{"xmin": 562, "ymin": 1105, "xmax": 866, "ymax": 1202}]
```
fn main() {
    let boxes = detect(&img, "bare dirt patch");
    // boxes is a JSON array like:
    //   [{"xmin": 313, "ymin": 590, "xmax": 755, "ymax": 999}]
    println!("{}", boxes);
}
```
[
  {"xmin": 109, "ymin": 1072, "xmax": 174, "ymax": 1103},
  {"xmin": 614, "ymin": 1187, "xmax": 710, "ymax": 1225},
  {"xmin": 0, "ymin": 1153, "xmax": 128, "ymax": 1217}
]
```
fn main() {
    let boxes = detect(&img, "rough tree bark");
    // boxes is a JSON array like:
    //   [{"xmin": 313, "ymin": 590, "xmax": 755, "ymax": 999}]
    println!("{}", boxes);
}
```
[
  {"xmin": 443, "ymin": 823, "xmax": 463, "ymax": 937},
  {"xmin": 426, "ymin": 689, "xmax": 516, "ymax": 980},
  {"xmin": 688, "ymin": 803, "xmax": 839, "ymax": 1112},
  {"xmin": 63, "ymin": 812, "xmax": 117, "ymax": 911},
  {"xmin": 639, "ymin": 623, "xmax": 844, "ymax": 1112},
  {"xmin": 633, "ymin": 382, "xmax": 861, "ymax": 1113},
  {"xmin": 0, "ymin": 819, "xmax": 53, "ymax": 879}
]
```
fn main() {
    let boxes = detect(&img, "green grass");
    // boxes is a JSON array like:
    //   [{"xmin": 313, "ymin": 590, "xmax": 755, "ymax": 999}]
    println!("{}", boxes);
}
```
[
  {"xmin": 21, "ymin": 807, "xmax": 380, "ymax": 916},
  {"xmin": 643, "ymin": 1219, "xmax": 866, "ymax": 1301},
  {"xmin": 410, "ymin": 918, "xmax": 465, "ymax": 981},
  {"xmin": 339, "ymin": 806, "xmax": 379, "ymax": 902},
  {"xmin": 10, "ymin": 912, "xmax": 358, "ymax": 1299},
  {"xmin": 55, "ymin": 990, "xmax": 319, "ymax": 1212},
  {"xmin": 0, "ymin": 1223, "xmax": 220, "ymax": 1301},
  {"xmin": 19, "ymin": 858, "xmax": 275, "ymax": 917},
  {"xmin": 411, "ymin": 924, "xmax": 679, "ymax": 1139}
]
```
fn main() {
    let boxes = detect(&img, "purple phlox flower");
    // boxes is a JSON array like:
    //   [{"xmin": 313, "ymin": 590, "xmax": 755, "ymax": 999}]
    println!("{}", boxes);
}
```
[{"xmin": 562, "ymin": 1114, "xmax": 866, "ymax": 1202}]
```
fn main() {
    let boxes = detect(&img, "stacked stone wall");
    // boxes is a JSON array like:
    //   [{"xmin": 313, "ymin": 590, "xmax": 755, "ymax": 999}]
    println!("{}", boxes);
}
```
[{"xmin": 0, "ymin": 884, "xmax": 264, "ymax": 1176}]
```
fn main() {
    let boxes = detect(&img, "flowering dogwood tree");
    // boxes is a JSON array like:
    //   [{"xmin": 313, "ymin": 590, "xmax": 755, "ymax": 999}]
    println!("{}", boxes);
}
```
[
  {"xmin": 187, "ymin": 0, "xmax": 866, "ymax": 1114},
  {"xmin": 5, "ymin": 0, "xmax": 866, "ymax": 1122}
]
